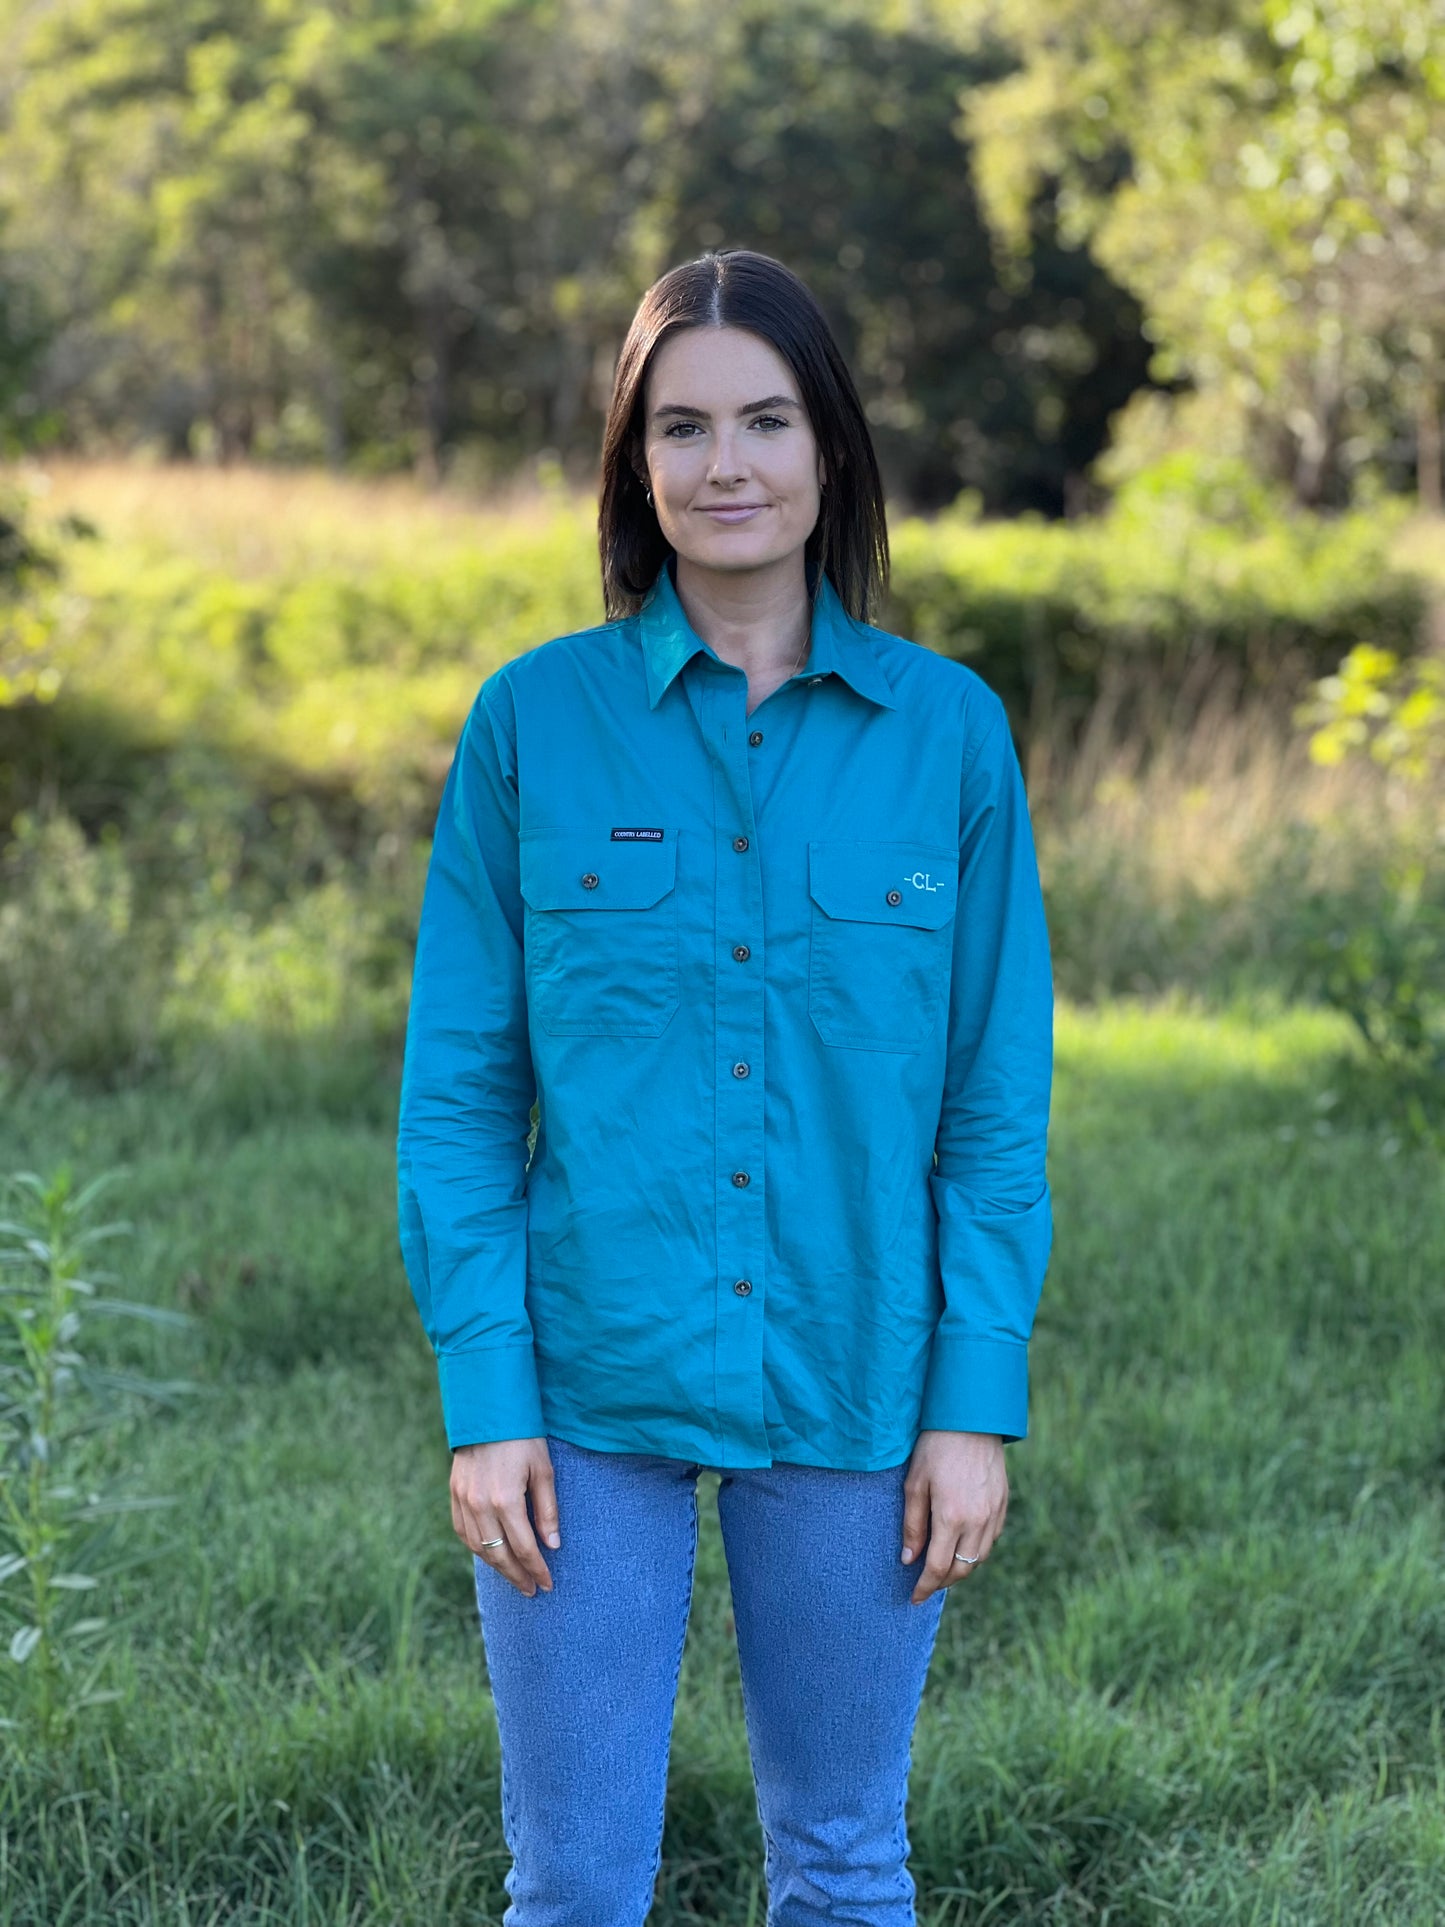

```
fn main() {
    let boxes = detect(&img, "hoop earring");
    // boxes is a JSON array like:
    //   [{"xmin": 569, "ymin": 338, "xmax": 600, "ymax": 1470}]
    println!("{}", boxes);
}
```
[{"xmin": 644, "ymin": 486, "xmax": 654, "ymax": 508}]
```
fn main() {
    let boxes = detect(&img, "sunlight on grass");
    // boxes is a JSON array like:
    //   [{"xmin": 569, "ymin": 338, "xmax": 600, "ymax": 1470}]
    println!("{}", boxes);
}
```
[{"xmin": 16, "ymin": 454, "xmax": 597, "ymax": 576}]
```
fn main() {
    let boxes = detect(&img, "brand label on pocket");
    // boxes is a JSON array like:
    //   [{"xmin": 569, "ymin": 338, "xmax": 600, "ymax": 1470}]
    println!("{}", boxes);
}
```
[{"xmin": 610, "ymin": 827, "xmax": 664, "ymax": 840}]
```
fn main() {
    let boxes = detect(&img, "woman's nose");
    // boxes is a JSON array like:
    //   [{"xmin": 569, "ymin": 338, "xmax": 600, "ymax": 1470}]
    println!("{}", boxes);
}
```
[{"xmin": 708, "ymin": 432, "xmax": 749, "ymax": 484}]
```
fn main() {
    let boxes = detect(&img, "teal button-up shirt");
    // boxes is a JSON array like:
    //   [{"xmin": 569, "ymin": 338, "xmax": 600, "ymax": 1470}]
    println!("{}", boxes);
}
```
[{"xmin": 397, "ymin": 555, "xmax": 1054, "ymax": 1469}]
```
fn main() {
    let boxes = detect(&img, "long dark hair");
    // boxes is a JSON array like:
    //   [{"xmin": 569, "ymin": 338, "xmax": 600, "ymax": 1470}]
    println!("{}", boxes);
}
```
[{"xmin": 597, "ymin": 249, "xmax": 889, "ymax": 623}]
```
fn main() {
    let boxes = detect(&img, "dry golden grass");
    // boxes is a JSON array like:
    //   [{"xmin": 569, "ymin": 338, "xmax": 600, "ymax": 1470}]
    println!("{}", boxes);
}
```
[
  {"xmin": 10, "ymin": 454, "xmax": 593, "ymax": 577},
  {"xmin": 18, "ymin": 456, "xmax": 1443, "ymax": 570},
  {"xmin": 1024, "ymin": 653, "xmax": 1397, "ymax": 894},
  {"xmin": 1391, "ymin": 508, "xmax": 1445, "ymax": 591}
]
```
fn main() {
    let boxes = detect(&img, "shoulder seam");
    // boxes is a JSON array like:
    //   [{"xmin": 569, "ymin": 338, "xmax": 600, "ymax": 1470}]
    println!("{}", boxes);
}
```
[{"xmin": 959, "ymin": 685, "xmax": 1004, "ymax": 782}]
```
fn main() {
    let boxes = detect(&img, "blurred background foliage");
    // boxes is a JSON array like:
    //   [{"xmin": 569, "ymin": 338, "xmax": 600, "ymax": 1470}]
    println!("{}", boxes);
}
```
[
  {"xmin": 0, "ymin": 459, "xmax": 1440, "ymax": 1111},
  {"xmin": 0, "ymin": 0, "xmax": 1437, "ymax": 515},
  {"xmin": 0, "ymin": 0, "xmax": 1155, "ymax": 512},
  {"xmin": 0, "ymin": 0, "xmax": 1439, "ymax": 1101},
  {"xmin": 0, "ymin": 0, "xmax": 1441, "ymax": 1104}
]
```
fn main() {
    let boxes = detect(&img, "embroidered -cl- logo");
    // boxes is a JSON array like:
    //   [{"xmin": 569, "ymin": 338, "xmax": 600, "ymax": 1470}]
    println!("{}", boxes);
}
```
[{"xmin": 905, "ymin": 870, "xmax": 942, "ymax": 893}]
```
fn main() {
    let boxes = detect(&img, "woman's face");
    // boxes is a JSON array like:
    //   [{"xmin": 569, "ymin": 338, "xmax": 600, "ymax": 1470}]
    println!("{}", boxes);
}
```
[{"xmin": 640, "ymin": 324, "xmax": 826, "ymax": 581}]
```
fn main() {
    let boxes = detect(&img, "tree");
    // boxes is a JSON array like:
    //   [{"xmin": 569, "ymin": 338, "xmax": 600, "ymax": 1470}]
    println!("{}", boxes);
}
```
[
  {"xmin": 946, "ymin": 0, "xmax": 1445, "ymax": 507},
  {"xmin": 0, "ymin": 0, "xmax": 1161, "ymax": 502}
]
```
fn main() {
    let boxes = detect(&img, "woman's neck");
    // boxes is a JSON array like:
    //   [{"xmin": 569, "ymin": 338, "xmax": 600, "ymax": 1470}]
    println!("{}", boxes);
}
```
[{"xmin": 672, "ymin": 550, "xmax": 813, "ymax": 685}]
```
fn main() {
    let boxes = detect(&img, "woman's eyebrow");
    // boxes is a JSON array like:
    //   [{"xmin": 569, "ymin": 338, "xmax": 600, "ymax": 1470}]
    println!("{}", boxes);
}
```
[{"xmin": 652, "ymin": 394, "xmax": 802, "ymax": 420}]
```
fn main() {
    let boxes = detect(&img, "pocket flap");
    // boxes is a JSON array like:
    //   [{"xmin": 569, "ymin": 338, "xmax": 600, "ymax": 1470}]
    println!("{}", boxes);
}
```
[
  {"xmin": 808, "ymin": 840, "xmax": 957, "ymax": 929},
  {"xmin": 520, "ymin": 830, "xmax": 677, "ymax": 911}
]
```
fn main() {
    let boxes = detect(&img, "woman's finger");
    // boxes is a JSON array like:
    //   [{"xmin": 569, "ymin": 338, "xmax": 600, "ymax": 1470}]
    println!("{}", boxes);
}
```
[
  {"xmin": 528, "ymin": 1456, "xmax": 563, "ymax": 1551},
  {"xmin": 463, "ymin": 1498, "xmax": 548, "ymax": 1598},
  {"xmin": 909, "ymin": 1509, "xmax": 988, "ymax": 1603},
  {"xmin": 900, "ymin": 1469, "xmax": 932, "ymax": 1567},
  {"xmin": 496, "ymin": 1492, "xmax": 555, "ymax": 1593}
]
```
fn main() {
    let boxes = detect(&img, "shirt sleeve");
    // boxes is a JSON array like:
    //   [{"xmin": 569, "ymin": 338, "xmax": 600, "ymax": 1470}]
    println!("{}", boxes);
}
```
[
  {"xmin": 396, "ymin": 675, "xmax": 544, "ymax": 1450},
  {"xmin": 918, "ymin": 687, "xmax": 1055, "ymax": 1445}
]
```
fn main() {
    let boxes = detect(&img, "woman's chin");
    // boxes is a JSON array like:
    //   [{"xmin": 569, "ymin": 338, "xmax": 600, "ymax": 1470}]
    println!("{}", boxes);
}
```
[{"xmin": 672, "ymin": 533, "xmax": 805, "ymax": 576}]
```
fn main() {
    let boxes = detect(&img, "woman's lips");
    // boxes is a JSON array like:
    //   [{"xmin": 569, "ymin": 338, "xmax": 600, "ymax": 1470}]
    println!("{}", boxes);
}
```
[{"xmin": 697, "ymin": 504, "xmax": 769, "ymax": 524}]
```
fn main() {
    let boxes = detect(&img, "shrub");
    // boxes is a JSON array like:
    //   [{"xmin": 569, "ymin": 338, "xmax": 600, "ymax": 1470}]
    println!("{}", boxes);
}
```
[
  {"xmin": 0, "ymin": 810, "xmax": 165, "ymax": 1082},
  {"xmin": 1282, "ymin": 643, "xmax": 1445, "ymax": 1085},
  {"xmin": 886, "ymin": 494, "xmax": 1426, "ymax": 734}
]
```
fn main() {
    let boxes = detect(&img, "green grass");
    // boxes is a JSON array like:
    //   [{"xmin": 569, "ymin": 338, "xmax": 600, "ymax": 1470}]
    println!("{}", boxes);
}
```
[{"xmin": 2, "ymin": 995, "xmax": 1441, "ymax": 1923}]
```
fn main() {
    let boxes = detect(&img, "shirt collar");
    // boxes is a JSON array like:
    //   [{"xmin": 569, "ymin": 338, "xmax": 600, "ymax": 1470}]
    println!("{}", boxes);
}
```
[{"xmin": 638, "ymin": 554, "xmax": 898, "ymax": 712}]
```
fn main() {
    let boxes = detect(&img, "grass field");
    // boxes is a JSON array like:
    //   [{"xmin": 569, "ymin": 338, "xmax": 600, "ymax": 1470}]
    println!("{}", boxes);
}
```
[
  {"xmin": 2, "ymin": 459, "xmax": 1442, "ymax": 1920},
  {"xmin": 3, "ymin": 995, "xmax": 1442, "ymax": 1924}
]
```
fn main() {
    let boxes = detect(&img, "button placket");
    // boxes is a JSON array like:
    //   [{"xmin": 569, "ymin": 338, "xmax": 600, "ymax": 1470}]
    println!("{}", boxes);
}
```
[{"xmin": 701, "ymin": 671, "xmax": 770, "ymax": 1463}]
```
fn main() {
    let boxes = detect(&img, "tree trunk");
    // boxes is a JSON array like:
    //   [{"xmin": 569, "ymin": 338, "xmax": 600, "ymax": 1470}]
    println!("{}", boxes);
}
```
[
  {"xmin": 319, "ymin": 347, "xmax": 346, "ymax": 471},
  {"xmin": 1292, "ymin": 330, "xmax": 1345, "ymax": 508},
  {"xmin": 1418, "ymin": 371, "xmax": 1442, "ymax": 517},
  {"xmin": 417, "ymin": 288, "xmax": 451, "ymax": 487}
]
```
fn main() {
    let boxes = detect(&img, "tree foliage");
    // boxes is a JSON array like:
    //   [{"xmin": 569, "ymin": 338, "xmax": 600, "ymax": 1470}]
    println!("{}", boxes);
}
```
[
  {"xmin": 0, "ymin": 0, "xmax": 1157, "ymax": 507},
  {"xmin": 0, "ymin": 0, "xmax": 1440, "ymax": 506},
  {"xmin": 952, "ymin": 0, "xmax": 1445, "ymax": 504}
]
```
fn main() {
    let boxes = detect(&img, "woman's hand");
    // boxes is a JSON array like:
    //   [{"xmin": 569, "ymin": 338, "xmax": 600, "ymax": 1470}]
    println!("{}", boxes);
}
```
[
  {"xmin": 901, "ymin": 1428, "xmax": 1008, "ymax": 1605},
  {"xmin": 451, "ymin": 1438, "xmax": 561, "ymax": 1598}
]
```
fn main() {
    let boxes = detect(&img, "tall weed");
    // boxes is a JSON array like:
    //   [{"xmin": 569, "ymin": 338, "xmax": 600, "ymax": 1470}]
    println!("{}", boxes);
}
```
[{"xmin": 0, "ymin": 1165, "xmax": 197, "ymax": 1749}]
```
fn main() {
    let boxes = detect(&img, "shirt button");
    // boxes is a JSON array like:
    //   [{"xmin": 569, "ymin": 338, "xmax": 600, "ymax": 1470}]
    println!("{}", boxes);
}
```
[
  {"xmin": 582, "ymin": 872, "xmax": 599, "ymax": 889},
  {"xmin": 748, "ymin": 730, "xmax": 763, "ymax": 746},
  {"xmin": 733, "ymin": 835, "xmax": 749, "ymax": 852},
  {"xmin": 733, "ymin": 943, "xmax": 750, "ymax": 961},
  {"xmin": 732, "ymin": 1061, "xmax": 750, "ymax": 1078},
  {"xmin": 886, "ymin": 888, "xmax": 901, "ymax": 905},
  {"xmin": 732, "ymin": 1170, "xmax": 750, "ymax": 1187},
  {"xmin": 734, "ymin": 1278, "xmax": 752, "ymax": 1296}
]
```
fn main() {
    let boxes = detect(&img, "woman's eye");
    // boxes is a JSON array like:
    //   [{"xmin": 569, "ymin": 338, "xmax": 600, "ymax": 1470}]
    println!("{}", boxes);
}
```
[{"xmin": 660, "ymin": 416, "xmax": 789, "ymax": 438}]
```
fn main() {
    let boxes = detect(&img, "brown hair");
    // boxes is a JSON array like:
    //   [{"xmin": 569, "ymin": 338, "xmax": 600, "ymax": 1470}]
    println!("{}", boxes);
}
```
[{"xmin": 597, "ymin": 249, "xmax": 889, "ymax": 623}]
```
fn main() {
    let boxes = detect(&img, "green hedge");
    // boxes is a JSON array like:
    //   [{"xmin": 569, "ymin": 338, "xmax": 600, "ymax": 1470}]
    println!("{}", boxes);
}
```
[
  {"xmin": 885, "ymin": 497, "xmax": 1428, "ymax": 729},
  {"xmin": 1, "ymin": 494, "xmax": 1432, "ymax": 842}
]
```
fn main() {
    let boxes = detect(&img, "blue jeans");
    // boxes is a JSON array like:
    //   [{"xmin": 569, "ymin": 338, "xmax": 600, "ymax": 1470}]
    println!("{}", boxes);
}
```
[{"xmin": 473, "ymin": 1434, "xmax": 950, "ymax": 1926}]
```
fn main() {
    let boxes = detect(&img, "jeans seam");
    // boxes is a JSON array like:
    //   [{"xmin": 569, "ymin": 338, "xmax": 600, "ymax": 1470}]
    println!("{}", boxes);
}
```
[
  {"xmin": 896, "ymin": 1587, "xmax": 948, "ymax": 1909},
  {"xmin": 893, "ymin": 1771, "xmax": 911, "ymax": 1906},
  {"xmin": 642, "ymin": 1470, "xmax": 698, "ymax": 1915}
]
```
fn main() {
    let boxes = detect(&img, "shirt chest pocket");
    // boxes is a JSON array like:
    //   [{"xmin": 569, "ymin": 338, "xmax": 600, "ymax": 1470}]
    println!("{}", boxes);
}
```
[
  {"xmin": 807, "ymin": 840, "xmax": 958, "ymax": 1052},
  {"xmin": 518, "ymin": 830, "xmax": 680, "ymax": 1037}
]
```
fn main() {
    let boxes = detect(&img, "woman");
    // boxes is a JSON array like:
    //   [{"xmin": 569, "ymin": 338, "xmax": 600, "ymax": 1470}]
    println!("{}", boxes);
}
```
[{"xmin": 396, "ymin": 247, "xmax": 1054, "ymax": 1924}]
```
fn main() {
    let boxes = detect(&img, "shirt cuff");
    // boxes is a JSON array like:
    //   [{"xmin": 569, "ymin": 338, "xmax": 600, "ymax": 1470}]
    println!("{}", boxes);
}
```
[
  {"xmin": 917, "ymin": 1335, "xmax": 1030, "ymax": 1444},
  {"xmin": 437, "ymin": 1344, "xmax": 545, "ymax": 1450}
]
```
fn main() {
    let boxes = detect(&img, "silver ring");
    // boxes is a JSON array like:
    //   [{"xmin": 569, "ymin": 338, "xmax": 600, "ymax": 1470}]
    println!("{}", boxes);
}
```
[
  {"xmin": 480, "ymin": 1537, "xmax": 506, "ymax": 1548},
  {"xmin": 953, "ymin": 1553, "xmax": 980, "ymax": 1564}
]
